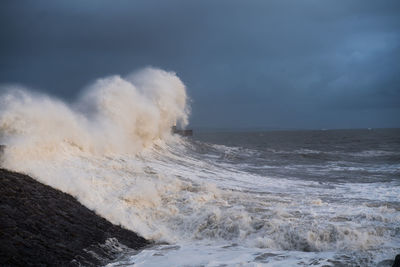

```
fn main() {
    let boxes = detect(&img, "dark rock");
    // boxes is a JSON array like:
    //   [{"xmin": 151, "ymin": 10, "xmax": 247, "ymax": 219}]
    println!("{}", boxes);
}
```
[
  {"xmin": 0, "ymin": 168, "xmax": 150, "ymax": 266},
  {"xmin": 393, "ymin": 254, "xmax": 400, "ymax": 267}
]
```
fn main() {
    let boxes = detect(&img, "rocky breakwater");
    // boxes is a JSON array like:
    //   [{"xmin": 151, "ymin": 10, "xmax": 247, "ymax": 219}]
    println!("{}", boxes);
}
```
[{"xmin": 0, "ymin": 168, "xmax": 150, "ymax": 266}]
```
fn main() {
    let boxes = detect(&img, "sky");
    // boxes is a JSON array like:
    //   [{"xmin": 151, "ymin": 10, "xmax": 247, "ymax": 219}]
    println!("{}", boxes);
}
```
[{"xmin": 1, "ymin": 0, "xmax": 399, "ymax": 129}]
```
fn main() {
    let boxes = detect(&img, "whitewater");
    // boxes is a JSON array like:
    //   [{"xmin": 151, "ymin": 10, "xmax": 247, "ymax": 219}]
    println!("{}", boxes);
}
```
[{"xmin": 0, "ymin": 68, "xmax": 399, "ymax": 266}]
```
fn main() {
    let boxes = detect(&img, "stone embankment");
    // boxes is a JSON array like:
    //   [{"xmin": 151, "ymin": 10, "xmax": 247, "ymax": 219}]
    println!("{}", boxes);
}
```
[{"xmin": 0, "ymin": 168, "xmax": 150, "ymax": 266}]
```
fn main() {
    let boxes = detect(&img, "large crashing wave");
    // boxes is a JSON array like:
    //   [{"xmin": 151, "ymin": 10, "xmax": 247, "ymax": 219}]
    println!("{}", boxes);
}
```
[
  {"xmin": 0, "ymin": 67, "xmax": 196, "ymax": 242},
  {"xmin": 0, "ymin": 67, "xmax": 188, "ymax": 158}
]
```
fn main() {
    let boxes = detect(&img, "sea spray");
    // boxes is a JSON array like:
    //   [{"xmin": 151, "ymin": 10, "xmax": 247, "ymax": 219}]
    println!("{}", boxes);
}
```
[
  {"xmin": 0, "ymin": 67, "xmax": 188, "ymax": 157},
  {"xmin": 0, "ymin": 67, "xmax": 195, "ymax": 240}
]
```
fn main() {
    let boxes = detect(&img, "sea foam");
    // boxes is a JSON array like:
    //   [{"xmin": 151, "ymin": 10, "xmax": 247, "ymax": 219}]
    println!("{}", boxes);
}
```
[{"xmin": 0, "ymin": 67, "xmax": 188, "ymax": 158}]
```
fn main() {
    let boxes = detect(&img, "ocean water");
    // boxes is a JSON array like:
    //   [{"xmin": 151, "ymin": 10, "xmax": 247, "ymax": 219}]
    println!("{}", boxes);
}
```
[
  {"xmin": 0, "ymin": 69, "xmax": 399, "ymax": 266},
  {"xmin": 105, "ymin": 129, "xmax": 400, "ymax": 267}
]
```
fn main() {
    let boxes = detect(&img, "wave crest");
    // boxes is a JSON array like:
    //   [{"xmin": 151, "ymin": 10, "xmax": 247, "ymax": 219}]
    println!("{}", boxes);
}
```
[{"xmin": 0, "ymin": 67, "xmax": 189, "ymax": 158}]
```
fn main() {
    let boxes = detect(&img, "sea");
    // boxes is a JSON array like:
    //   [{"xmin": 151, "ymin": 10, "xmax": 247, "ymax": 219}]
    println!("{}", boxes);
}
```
[
  {"xmin": 103, "ymin": 128, "xmax": 400, "ymax": 267},
  {"xmin": 0, "ymin": 69, "xmax": 399, "ymax": 266}
]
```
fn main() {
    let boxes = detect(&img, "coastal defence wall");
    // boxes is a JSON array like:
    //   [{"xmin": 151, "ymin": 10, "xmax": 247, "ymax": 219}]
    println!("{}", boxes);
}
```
[{"xmin": 0, "ymin": 168, "xmax": 149, "ymax": 266}]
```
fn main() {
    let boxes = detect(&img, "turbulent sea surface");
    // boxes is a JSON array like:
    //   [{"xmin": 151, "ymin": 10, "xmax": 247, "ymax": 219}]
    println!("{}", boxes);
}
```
[
  {"xmin": 0, "ymin": 69, "xmax": 399, "ymax": 266},
  {"xmin": 108, "ymin": 129, "xmax": 400, "ymax": 267}
]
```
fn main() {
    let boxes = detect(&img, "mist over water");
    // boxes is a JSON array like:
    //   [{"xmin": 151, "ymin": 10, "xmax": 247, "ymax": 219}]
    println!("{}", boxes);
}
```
[
  {"xmin": 0, "ymin": 67, "xmax": 188, "ymax": 157},
  {"xmin": 0, "ymin": 69, "xmax": 399, "ymax": 266}
]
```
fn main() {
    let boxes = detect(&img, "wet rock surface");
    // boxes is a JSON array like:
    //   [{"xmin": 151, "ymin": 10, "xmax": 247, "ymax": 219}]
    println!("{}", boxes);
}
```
[
  {"xmin": 0, "ymin": 168, "xmax": 150, "ymax": 266},
  {"xmin": 393, "ymin": 254, "xmax": 400, "ymax": 267}
]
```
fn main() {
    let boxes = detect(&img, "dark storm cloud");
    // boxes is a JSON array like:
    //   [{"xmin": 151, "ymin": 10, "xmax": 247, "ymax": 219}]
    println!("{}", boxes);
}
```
[{"xmin": 1, "ymin": 0, "xmax": 399, "ymax": 129}]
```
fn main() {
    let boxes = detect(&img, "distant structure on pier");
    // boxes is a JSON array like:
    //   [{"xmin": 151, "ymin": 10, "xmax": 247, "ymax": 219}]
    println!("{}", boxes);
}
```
[{"xmin": 172, "ymin": 126, "xmax": 193, "ymax": 136}]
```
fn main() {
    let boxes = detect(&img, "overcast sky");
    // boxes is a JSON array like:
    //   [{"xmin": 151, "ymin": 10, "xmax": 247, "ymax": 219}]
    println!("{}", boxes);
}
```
[{"xmin": 1, "ymin": 0, "xmax": 399, "ymax": 129}]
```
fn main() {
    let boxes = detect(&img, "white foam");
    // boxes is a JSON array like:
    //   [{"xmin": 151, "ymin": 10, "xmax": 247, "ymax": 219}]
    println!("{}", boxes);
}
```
[
  {"xmin": 107, "ymin": 241, "xmax": 395, "ymax": 267},
  {"xmin": 0, "ymin": 67, "xmax": 188, "ymax": 158}
]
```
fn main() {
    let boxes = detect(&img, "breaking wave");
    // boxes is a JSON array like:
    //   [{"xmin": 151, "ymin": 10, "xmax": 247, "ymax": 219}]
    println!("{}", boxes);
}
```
[{"xmin": 0, "ymin": 67, "xmax": 188, "ymax": 158}]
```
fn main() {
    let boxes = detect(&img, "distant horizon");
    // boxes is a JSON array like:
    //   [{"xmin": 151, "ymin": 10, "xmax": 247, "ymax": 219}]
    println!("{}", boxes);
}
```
[{"xmin": 188, "ymin": 125, "xmax": 400, "ymax": 133}]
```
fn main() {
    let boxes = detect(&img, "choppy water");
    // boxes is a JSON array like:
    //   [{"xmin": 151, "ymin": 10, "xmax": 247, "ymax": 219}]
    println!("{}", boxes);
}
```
[{"xmin": 104, "ymin": 129, "xmax": 399, "ymax": 267}]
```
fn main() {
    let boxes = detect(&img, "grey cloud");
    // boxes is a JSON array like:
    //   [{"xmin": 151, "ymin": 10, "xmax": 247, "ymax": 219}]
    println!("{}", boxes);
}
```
[{"xmin": 0, "ymin": 0, "xmax": 399, "ymax": 129}]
